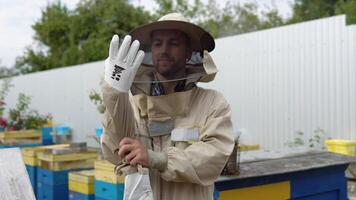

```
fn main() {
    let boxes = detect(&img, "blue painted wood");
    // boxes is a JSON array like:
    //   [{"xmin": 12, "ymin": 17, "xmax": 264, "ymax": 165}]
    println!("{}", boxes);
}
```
[
  {"xmin": 37, "ymin": 167, "xmax": 92, "ymax": 185},
  {"xmin": 0, "ymin": 143, "xmax": 41, "ymax": 148},
  {"xmin": 41, "ymin": 127, "xmax": 54, "ymax": 145},
  {"xmin": 215, "ymin": 164, "xmax": 348, "ymax": 200},
  {"xmin": 293, "ymin": 191, "xmax": 338, "ymax": 200},
  {"xmin": 215, "ymin": 164, "xmax": 348, "ymax": 191},
  {"xmin": 37, "ymin": 181, "xmax": 68, "ymax": 200},
  {"xmin": 94, "ymin": 180, "xmax": 124, "ymax": 200},
  {"xmin": 26, "ymin": 165, "xmax": 37, "ymax": 196},
  {"xmin": 290, "ymin": 165, "xmax": 347, "ymax": 200},
  {"xmin": 55, "ymin": 126, "xmax": 71, "ymax": 135},
  {"xmin": 213, "ymin": 189, "xmax": 220, "ymax": 200},
  {"xmin": 95, "ymin": 128, "xmax": 103, "ymax": 137},
  {"xmin": 69, "ymin": 191, "xmax": 95, "ymax": 200},
  {"xmin": 42, "ymin": 138, "xmax": 54, "ymax": 145},
  {"xmin": 37, "ymin": 168, "xmax": 71, "ymax": 185}
]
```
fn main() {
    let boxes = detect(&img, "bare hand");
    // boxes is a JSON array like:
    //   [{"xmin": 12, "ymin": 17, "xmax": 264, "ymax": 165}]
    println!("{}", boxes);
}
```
[{"xmin": 118, "ymin": 137, "xmax": 149, "ymax": 167}]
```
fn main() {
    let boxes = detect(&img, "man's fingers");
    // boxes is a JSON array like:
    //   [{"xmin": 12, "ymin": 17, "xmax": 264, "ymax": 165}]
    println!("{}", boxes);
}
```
[
  {"xmin": 130, "ymin": 155, "xmax": 140, "ymax": 166},
  {"xmin": 117, "ymin": 35, "xmax": 132, "ymax": 61},
  {"xmin": 118, "ymin": 144, "xmax": 134, "ymax": 158},
  {"xmin": 119, "ymin": 137, "xmax": 135, "ymax": 147},
  {"xmin": 109, "ymin": 35, "xmax": 119, "ymax": 59},
  {"xmin": 132, "ymin": 50, "xmax": 145, "ymax": 72},
  {"xmin": 126, "ymin": 40, "xmax": 140, "ymax": 66},
  {"xmin": 127, "ymin": 50, "xmax": 145, "ymax": 84},
  {"xmin": 125, "ymin": 149, "xmax": 139, "ymax": 163}
]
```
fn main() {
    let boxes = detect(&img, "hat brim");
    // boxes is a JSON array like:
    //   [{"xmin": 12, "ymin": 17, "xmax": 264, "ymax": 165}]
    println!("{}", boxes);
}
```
[{"xmin": 129, "ymin": 20, "xmax": 215, "ymax": 52}]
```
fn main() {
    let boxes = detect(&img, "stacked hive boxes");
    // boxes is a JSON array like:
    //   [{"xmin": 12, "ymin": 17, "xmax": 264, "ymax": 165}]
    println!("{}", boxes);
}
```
[
  {"xmin": 0, "ymin": 130, "xmax": 43, "ymax": 148},
  {"xmin": 69, "ymin": 170, "xmax": 95, "ymax": 200},
  {"xmin": 36, "ymin": 145, "xmax": 98, "ymax": 200},
  {"xmin": 94, "ymin": 160, "xmax": 125, "ymax": 200},
  {"xmin": 22, "ymin": 144, "xmax": 70, "ymax": 197}
]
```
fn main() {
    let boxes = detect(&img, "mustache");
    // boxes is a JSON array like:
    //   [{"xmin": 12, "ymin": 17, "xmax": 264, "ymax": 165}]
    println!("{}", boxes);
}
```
[{"xmin": 157, "ymin": 53, "xmax": 172, "ymax": 60}]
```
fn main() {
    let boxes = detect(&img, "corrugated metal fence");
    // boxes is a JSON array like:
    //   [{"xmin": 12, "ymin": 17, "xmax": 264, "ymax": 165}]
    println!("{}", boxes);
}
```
[
  {"xmin": 5, "ymin": 15, "xmax": 356, "ymax": 149},
  {"xmin": 208, "ymin": 15, "xmax": 356, "ymax": 148}
]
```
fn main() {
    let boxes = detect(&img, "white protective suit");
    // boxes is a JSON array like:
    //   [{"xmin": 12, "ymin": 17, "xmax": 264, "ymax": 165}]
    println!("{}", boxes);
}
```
[{"xmin": 100, "ymin": 49, "xmax": 235, "ymax": 199}]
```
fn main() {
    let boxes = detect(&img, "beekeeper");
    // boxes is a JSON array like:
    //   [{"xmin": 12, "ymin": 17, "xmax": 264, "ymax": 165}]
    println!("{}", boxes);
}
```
[{"xmin": 100, "ymin": 13, "xmax": 235, "ymax": 200}]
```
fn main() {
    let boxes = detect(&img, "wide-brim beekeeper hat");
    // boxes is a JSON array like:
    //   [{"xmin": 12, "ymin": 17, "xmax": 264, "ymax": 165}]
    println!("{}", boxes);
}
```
[
  {"xmin": 129, "ymin": 12, "xmax": 215, "ymax": 52},
  {"xmin": 128, "ymin": 12, "xmax": 218, "ymax": 97}
]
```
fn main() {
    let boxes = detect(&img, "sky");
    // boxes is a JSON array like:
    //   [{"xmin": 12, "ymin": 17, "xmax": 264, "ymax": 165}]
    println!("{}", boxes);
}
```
[{"xmin": 0, "ymin": 0, "xmax": 293, "ymax": 68}]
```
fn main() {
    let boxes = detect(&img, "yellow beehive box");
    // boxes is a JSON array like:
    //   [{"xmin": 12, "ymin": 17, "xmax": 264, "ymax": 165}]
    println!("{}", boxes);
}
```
[
  {"xmin": 325, "ymin": 139, "xmax": 356, "ymax": 156},
  {"xmin": 0, "ymin": 130, "xmax": 42, "ymax": 145},
  {"xmin": 23, "ymin": 156, "xmax": 38, "ymax": 166},
  {"xmin": 69, "ymin": 170, "xmax": 95, "ymax": 194},
  {"xmin": 94, "ymin": 160, "xmax": 125, "ymax": 184},
  {"xmin": 37, "ymin": 150, "xmax": 98, "ymax": 162},
  {"xmin": 37, "ymin": 148, "xmax": 98, "ymax": 171},
  {"xmin": 218, "ymin": 181, "xmax": 290, "ymax": 200},
  {"xmin": 239, "ymin": 144, "xmax": 260, "ymax": 152},
  {"xmin": 21, "ymin": 144, "xmax": 70, "ymax": 166},
  {"xmin": 39, "ymin": 158, "xmax": 98, "ymax": 171},
  {"xmin": 22, "ymin": 144, "xmax": 70, "ymax": 157}
]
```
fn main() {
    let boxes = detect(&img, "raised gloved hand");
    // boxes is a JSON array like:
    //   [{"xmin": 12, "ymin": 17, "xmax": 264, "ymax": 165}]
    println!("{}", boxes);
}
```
[{"xmin": 104, "ymin": 35, "xmax": 145, "ymax": 92}]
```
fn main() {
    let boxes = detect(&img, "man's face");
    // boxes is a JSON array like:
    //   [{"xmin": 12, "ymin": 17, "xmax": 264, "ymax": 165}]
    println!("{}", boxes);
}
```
[{"xmin": 151, "ymin": 30, "xmax": 191, "ymax": 79}]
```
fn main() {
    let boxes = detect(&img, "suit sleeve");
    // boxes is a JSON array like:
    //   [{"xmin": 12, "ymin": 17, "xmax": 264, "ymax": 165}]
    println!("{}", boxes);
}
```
[
  {"xmin": 100, "ymin": 80, "xmax": 136, "ymax": 165},
  {"xmin": 159, "ymin": 93, "xmax": 235, "ymax": 186}
]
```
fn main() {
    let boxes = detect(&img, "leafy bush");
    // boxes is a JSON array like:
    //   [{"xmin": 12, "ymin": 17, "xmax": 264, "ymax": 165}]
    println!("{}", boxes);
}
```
[
  {"xmin": 285, "ymin": 128, "xmax": 330, "ymax": 149},
  {"xmin": 0, "ymin": 79, "xmax": 13, "ymax": 117},
  {"xmin": 7, "ymin": 93, "xmax": 52, "ymax": 130},
  {"xmin": 89, "ymin": 89, "xmax": 105, "ymax": 114}
]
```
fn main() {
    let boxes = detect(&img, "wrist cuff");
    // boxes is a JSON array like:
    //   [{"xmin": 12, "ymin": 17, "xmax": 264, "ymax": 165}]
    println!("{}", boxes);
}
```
[{"xmin": 148, "ymin": 150, "xmax": 168, "ymax": 171}]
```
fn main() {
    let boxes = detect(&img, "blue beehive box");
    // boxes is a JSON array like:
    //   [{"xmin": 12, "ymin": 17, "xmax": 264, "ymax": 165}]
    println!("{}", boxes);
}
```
[
  {"xmin": 26, "ymin": 165, "xmax": 37, "ymax": 195},
  {"xmin": 41, "ymin": 127, "xmax": 54, "ymax": 145},
  {"xmin": 55, "ymin": 126, "xmax": 71, "ymax": 135},
  {"xmin": 95, "ymin": 180, "xmax": 124, "ymax": 200},
  {"xmin": 37, "ymin": 167, "xmax": 94, "ymax": 200},
  {"xmin": 36, "ymin": 168, "xmax": 71, "ymax": 200},
  {"xmin": 37, "ymin": 181, "xmax": 68, "ymax": 200},
  {"xmin": 95, "ymin": 128, "xmax": 103, "ymax": 137},
  {"xmin": 37, "ymin": 168, "xmax": 71, "ymax": 185},
  {"xmin": 0, "ymin": 143, "xmax": 42, "ymax": 149},
  {"xmin": 69, "ymin": 191, "xmax": 95, "ymax": 200}
]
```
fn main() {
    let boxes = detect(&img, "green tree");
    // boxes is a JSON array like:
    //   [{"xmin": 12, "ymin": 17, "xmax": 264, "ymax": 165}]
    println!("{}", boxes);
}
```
[
  {"xmin": 288, "ymin": 0, "xmax": 356, "ymax": 25},
  {"xmin": 288, "ymin": 0, "xmax": 338, "ymax": 24},
  {"xmin": 16, "ymin": 0, "xmax": 287, "ymax": 74},
  {"xmin": 0, "ymin": 78, "xmax": 13, "ymax": 117},
  {"xmin": 336, "ymin": 0, "xmax": 356, "ymax": 24},
  {"xmin": 153, "ymin": 0, "xmax": 204, "ymax": 20},
  {"xmin": 15, "ymin": 0, "xmax": 153, "ymax": 74},
  {"xmin": 0, "ymin": 60, "xmax": 17, "ymax": 78},
  {"xmin": 153, "ymin": 0, "xmax": 285, "ymax": 38}
]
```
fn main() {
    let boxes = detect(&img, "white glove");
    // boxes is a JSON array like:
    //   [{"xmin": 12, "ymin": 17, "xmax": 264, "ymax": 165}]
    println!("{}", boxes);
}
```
[{"xmin": 104, "ymin": 35, "xmax": 145, "ymax": 92}]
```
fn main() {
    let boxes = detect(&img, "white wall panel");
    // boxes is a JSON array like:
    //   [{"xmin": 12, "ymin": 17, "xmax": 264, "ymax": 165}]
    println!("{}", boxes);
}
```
[
  {"xmin": 207, "ymin": 15, "xmax": 355, "ymax": 148},
  {"xmin": 5, "ymin": 62, "xmax": 104, "ymax": 147}
]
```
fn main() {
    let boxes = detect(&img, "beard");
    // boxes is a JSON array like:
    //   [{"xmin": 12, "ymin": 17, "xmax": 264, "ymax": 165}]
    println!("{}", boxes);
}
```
[
  {"xmin": 153, "ymin": 58, "xmax": 186, "ymax": 79},
  {"xmin": 155, "ymin": 63, "xmax": 185, "ymax": 80}
]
